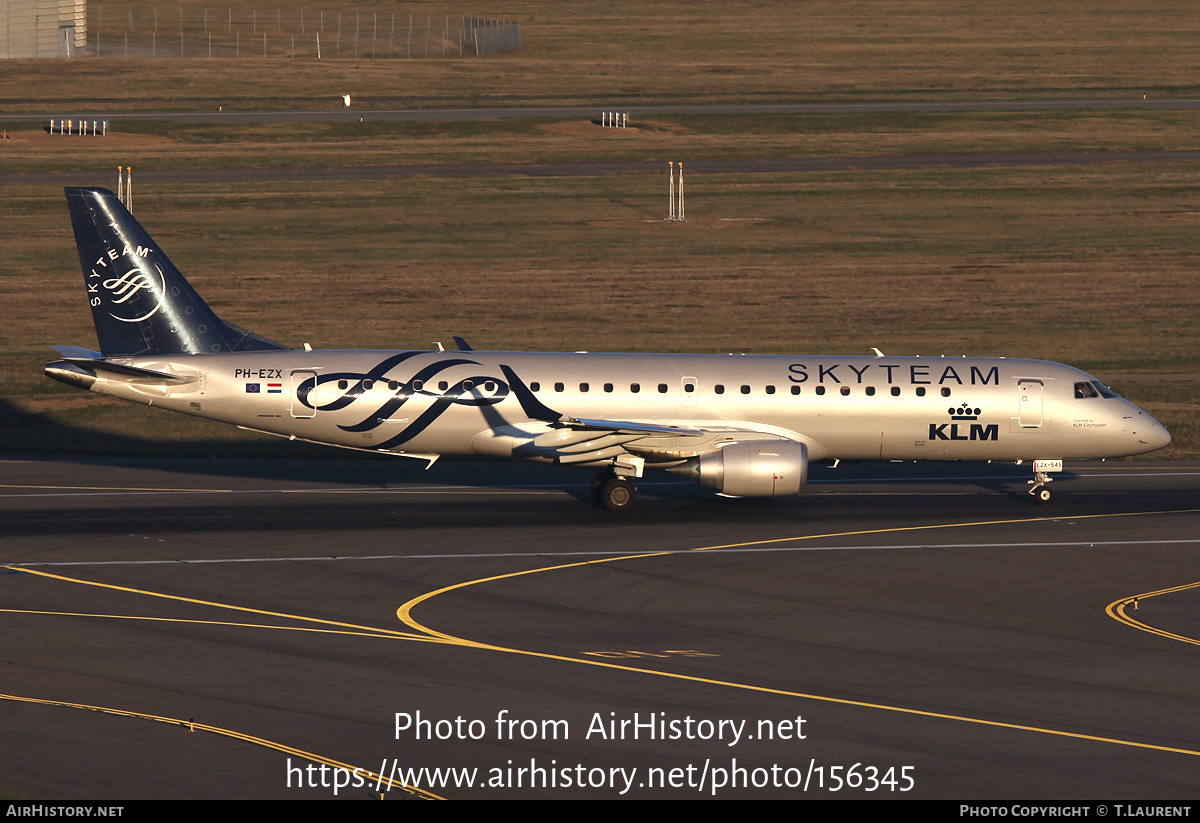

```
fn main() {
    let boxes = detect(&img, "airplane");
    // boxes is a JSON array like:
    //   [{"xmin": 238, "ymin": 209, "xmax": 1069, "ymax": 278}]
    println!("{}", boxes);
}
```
[{"xmin": 46, "ymin": 187, "xmax": 1172, "ymax": 510}]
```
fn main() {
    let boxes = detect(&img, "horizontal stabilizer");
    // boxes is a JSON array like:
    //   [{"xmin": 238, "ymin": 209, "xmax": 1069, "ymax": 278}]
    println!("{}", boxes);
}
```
[
  {"xmin": 47, "ymin": 356, "xmax": 193, "ymax": 384},
  {"xmin": 51, "ymin": 345, "xmax": 102, "ymax": 360}
]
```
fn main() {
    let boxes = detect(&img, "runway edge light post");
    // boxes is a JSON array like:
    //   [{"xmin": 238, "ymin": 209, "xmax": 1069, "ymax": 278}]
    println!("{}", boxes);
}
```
[{"xmin": 668, "ymin": 161, "xmax": 685, "ymax": 222}]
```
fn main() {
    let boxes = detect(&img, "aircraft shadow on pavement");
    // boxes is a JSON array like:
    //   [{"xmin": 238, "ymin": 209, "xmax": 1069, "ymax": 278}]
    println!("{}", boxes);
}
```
[{"xmin": 3, "ymin": 397, "xmax": 1113, "ymax": 538}]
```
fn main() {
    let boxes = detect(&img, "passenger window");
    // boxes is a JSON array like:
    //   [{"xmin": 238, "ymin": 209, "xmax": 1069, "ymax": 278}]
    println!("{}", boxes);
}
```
[
  {"xmin": 916, "ymin": 387, "xmax": 926, "ymax": 397},
  {"xmin": 891, "ymin": 386, "xmax": 900, "ymax": 396},
  {"xmin": 462, "ymin": 380, "xmax": 473, "ymax": 391},
  {"xmin": 684, "ymin": 382, "xmax": 695, "ymax": 393},
  {"xmin": 658, "ymin": 383, "xmax": 668, "ymax": 393},
  {"xmin": 766, "ymin": 385, "xmax": 776, "ymax": 395},
  {"xmin": 791, "ymin": 385, "xmax": 800, "ymax": 395},
  {"xmin": 338, "ymin": 380, "xmax": 348, "ymax": 390},
  {"xmin": 530, "ymin": 381, "xmax": 540, "ymax": 392},
  {"xmin": 485, "ymin": 381, "xmax": 496, "ymax": 392},
  {"xmin": 412, "ymin": 379, "xmax": 424, "ymax": 391},
  {"xmin": 865, "ymin": 386, "xmax": 875, "ymax": 396},
  {"xmin": 741, "ymin": 385, "xmax": 751, "ymax": 395},
  {"xmin": 840, "ymin": 386, "xmax": 850, "ymax": 396},
  {"xmin": 438, "ymin": 381, "xmax": 448, "ymax": 391},
  {"xmin": 631, "ymin": 383, "xmax": 640, "ymax": 393},
  {"xmin": 580, "ymin": 383, "xmax": 589, "ymax": 392},
  {"xmin": 388, "ymin": 380, "xmax": 399, "ymax": 391},
  {"xmin": 715, "ymin": 384, "xmax": 725, "ymax": 395},
  {"xmin": 362, "ymin": 379, "xmax": 373, "ymax": 390},
  {"xmin": 604, "ymin": 383, "xmax": 614, "ymax": 393},
  {"xmin": 941, "ymin": 387, "xmax": 951, "ymax": 397},
  {"xmin": 815, "ymin": 386, "xmax": 826, "ymax": 396},
  {"xmin": 555, "ymin": 382, "xmax": 564, "ymax": 392}
]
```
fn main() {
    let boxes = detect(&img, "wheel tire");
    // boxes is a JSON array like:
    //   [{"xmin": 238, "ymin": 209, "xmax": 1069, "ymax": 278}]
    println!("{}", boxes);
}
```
[
  {"xmin": 601, "ymin": 477, "xmax": 636, "ymax": 511},
  {"xmin": 1034, "ymin": 486, "xmax": 1053, "ymax": 503}
]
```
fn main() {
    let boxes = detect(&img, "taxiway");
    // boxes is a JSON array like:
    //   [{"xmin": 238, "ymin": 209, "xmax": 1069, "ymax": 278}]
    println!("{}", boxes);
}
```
[{"xmin": 2, "ymin": 456, "xmax": 1198, "ymax": 798}]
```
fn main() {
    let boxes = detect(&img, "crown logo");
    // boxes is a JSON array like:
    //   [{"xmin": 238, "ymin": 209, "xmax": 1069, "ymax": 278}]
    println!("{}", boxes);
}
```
[{"xmin": 949, "ymin": 402, "xmax": 980, "ymax": 420}]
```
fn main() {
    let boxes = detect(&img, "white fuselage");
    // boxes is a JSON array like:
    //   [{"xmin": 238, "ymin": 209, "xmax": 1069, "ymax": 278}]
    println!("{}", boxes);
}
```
[{"xmin": 81, "ymin": 350, "xmax": 1171, "ymax": 466}]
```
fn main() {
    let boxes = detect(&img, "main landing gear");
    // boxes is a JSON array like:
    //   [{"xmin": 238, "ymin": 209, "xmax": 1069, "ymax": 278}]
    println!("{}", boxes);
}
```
[{"xmin": 591, "ymin": 470, "xmax": 637, "ymax": 511}]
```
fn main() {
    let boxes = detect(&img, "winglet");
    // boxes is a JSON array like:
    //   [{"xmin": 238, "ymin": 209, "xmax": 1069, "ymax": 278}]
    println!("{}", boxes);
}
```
[{"xmin": 500, "ymin": 364, "xmax": 563, "ymax": 423}]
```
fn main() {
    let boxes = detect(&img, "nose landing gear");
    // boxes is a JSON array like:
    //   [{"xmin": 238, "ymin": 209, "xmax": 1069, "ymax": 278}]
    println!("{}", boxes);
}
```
[
  {"xmin": 1027, "ymin": 459, "xmax": 1062, "ymax": 503},
  {"xmin": 1030, "ymin": 482, "xmax": 1054, "ymax": 503}
]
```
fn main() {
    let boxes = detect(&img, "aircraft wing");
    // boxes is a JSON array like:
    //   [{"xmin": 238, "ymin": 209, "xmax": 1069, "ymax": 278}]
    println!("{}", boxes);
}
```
[
  {"xmin": 497, "ymin": 362, "xmax": 801, "ymax": 468},
  {"xmin": 559, "ymin": 417, "xmax": 705, "ymax": 437}
]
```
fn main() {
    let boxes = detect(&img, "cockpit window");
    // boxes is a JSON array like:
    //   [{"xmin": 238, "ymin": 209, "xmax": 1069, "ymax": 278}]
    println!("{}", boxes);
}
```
[
  {"xmin": 1092, "ymin": 381, "xmax": 1120, "ymax": 399},
  {"xmin": 1074, "ymin": 382, "xmax": 1098, "ymax": 399}
]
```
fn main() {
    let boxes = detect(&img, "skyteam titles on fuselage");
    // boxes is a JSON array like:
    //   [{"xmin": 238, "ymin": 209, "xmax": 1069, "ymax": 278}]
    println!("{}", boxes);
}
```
[
  {"xmin": 227, "ymin": 359, "xmax": 1001, "ymax": 388},
  {"xmin": 787, "ymin": 362, "xmax": 998, "ymax": 386}
]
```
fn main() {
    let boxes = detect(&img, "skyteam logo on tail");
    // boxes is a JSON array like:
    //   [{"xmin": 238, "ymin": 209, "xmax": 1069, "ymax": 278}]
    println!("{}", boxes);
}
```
[
  {"xmin": 101, "ymin": 266, "xmax": 164, "ymax": 323},
  {"xmin": 87, "ymin": 244, "xmax": 163, "ymax": 324}
]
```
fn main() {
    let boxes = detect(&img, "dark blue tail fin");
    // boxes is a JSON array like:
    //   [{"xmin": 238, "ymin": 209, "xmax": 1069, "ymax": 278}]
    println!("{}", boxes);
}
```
[{"xmin": 65, "ymin": 187, "xmax": 290, "ymax": 357}]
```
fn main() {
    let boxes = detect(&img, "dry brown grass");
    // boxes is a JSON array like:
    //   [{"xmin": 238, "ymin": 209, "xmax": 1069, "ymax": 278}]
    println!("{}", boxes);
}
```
[
  {"xmin": 6, "ymin": 1, "xmax": 1200, "ymax": 111},
  {"xmin": 3, "ymin": 0, "xmax": 1199, "ymax": 458},
  {"xmin": 8, "ymin": 168, "xmax": 1200, "ymax": 361},
  {"xmin": 3, "ymin": 164, "xmax": 1199, "ymax": 456}
]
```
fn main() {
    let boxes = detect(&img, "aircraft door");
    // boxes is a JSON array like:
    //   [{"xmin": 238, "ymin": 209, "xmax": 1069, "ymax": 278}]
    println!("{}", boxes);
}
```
[
  {"xmin": 1018, "ymin": 379, "xmax": 1044, "ymax": 428},
  {"xmin": 291, "ymin": 370, "xmax": 317, "ymax": 418}
]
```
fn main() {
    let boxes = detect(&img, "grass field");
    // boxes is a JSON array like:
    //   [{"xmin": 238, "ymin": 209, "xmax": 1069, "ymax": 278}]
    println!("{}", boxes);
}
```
[
  {"xmin": 2, "ymin": 1, "xmax": 1197, "ymax": 459},
  {"xmin": 7, "ymin": 1, "xmax": 1200, "ymax": 110}
]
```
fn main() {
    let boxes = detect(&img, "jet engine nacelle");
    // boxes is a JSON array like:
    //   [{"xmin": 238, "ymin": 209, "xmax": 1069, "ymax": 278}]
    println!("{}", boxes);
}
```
[{"xmin": 696, "ymin": 441, "xmax": 808, "ymax": 497}]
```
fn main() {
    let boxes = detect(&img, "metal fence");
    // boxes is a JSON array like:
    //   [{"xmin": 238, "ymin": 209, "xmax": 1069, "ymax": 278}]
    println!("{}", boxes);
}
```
[
  {"xmin": 86, "ymin": 7, "xmax": 520, "ymax": 58},
  {"xmin": 465, "ymin": 16, "xmax": 521, "ymax": 56}
]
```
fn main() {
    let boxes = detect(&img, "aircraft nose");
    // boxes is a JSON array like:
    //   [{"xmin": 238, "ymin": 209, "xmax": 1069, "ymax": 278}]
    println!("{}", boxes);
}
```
[
  {"xmin": 1129, "ymin": 408, "xmax": 1171, "ymax": 453},
  {"xmin": 1145, "ymin": 417, "xmax": 1172, "ymax": 452}
]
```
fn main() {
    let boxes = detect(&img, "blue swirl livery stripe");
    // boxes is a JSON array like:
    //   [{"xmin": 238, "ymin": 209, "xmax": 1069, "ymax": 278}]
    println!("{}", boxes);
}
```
[
  {"xmin": 294, "ymin": 356, "xmax": 561, "ymax": 449},
  {"xmin": 373, "ymin": 375, "xmax": 509, "ymax": 448},
  {"xmin": 295, "ymin": 352, "xmax": 428, "ymax": 413},
  {"xmin": 335, "ymin": 358, "xmax": 486, "ymax": 432}
]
